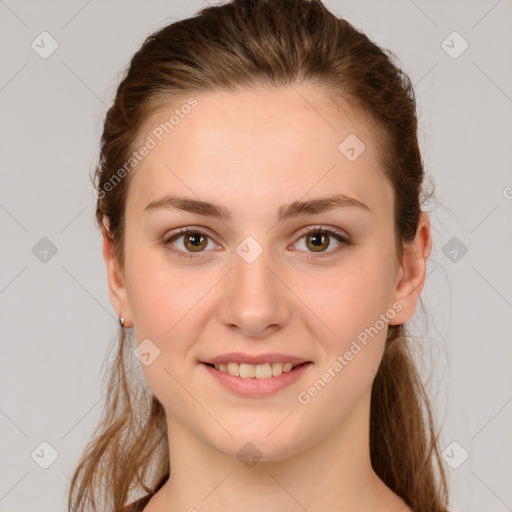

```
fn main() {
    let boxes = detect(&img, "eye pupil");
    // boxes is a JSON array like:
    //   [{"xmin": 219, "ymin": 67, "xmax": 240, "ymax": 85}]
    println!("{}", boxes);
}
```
[
  {"xmin": 184, "ymin": 232, "xmax": 207, "ymax": 252},
  {"xmin": 307, "ymin": 233, "xmax": 329, "ymax": 252}
]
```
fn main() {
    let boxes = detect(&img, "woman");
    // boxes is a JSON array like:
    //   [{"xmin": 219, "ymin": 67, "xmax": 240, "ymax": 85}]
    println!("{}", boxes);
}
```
[{"xmin": 68, "ymin": 0, "xmax": 450, "ymax": 511}]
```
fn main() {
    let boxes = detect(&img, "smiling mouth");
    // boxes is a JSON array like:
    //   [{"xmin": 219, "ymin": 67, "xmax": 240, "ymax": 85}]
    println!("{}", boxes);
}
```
[{"xmin": 203, "ymin": 361, "xmax": 307, "ymax": 379}]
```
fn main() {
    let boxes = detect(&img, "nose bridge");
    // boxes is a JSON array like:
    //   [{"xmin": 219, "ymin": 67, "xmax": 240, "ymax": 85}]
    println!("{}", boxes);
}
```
[
  {"xmin": 220, "ymin": 236, "xmax": 288, "ymax": 336},
  {"xmin": 234, "ymin": 239, "xmax": 274, "ymax": 296}
]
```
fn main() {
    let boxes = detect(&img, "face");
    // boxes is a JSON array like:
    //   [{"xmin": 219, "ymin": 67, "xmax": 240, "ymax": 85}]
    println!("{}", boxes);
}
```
[{"xmin": 104, "ymin": 85, "xmax": 428, "ymax": 461}]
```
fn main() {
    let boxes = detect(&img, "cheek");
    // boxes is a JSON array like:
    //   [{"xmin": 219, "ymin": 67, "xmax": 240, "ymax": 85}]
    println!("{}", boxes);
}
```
[
  {"xmin": 125, "ymin": 250, "xmax": 203, "ymax": 407},
  {"xmin": 294, "ymin": 250, "xmax": 397, "ymax": 422},
  {"xmin": 311, "ymin": 249, "xmax": 397, "ymax": 341},
  {"xmin": 124, "ymin": 244, "xmax": 200, "ymax": 342}
]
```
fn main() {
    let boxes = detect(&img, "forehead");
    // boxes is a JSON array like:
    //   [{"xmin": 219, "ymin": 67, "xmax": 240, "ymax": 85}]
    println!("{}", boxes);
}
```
[{"xmin": 127, "ymin": 85, "xmax": 392, "ymax": 219}]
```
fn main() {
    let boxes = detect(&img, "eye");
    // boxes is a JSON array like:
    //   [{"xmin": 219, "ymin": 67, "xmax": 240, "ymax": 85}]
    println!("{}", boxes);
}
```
[
  {"xmin": 291, "ymin": 226, "xmax": 351, "ymax": 257},
  {"xmin": 162, "ymin": 228, "xmax": 218, "ymax": 259},
  {"xmin": 162, "ymin": 225, "xmax": 351, "ymax": 261}
]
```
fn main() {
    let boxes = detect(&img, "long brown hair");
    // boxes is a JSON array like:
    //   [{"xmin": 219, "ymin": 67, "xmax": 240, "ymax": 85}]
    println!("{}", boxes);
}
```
[{"xmin": 68, "ymin": 1, "xmax": 450, "ymax": 510}]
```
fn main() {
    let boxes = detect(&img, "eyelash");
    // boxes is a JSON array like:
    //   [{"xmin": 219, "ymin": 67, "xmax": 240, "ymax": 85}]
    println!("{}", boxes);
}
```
[{"xmin": 162, "ymin": 225, "xmax": 351, "ymax": 261}]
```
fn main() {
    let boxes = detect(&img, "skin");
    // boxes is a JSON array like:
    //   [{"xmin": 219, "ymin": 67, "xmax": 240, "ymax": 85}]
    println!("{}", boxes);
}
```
[{"xmin": 103, "ymin": 85, "xmax": 431, "ymax": 512}]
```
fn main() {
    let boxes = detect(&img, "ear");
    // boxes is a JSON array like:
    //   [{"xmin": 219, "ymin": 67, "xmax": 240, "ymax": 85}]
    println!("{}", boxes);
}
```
[
  {"xmin": 101, "ymin": 218, "xmax": 133, "ymax": 328},
  {"xmin": 389, "ymin": 212, "xmax": 432, "ymax": 325}
]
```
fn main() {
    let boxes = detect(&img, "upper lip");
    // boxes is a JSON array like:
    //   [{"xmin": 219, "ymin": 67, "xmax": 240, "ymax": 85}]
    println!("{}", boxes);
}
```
[{"xmin": 202, "ymin": 352, "xmax": 310, "ymax": 365}]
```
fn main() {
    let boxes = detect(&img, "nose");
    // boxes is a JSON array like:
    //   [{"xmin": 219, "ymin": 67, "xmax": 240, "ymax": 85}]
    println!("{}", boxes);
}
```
[{"xmin": 217, "ymin": 245, "xmax": 290, "ymax": 339}]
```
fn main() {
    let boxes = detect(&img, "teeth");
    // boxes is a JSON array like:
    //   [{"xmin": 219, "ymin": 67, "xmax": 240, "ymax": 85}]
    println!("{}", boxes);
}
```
[
  {"xmin": 212, "ymin": 362, "xmax": 300, "ymax": 379},
  {"xmin": 239, "ymin": 363, "xmax": 255, "ymax": 378},
  {"xmin": 254, "ymin": 363, "xmax": 272, "ymax": 379},
  {"xmin": 226, "ymin": 362, "xmax": 239, "ymax": 376},
  {"xmin": 282, "ymin": 363, "xmax": 293, "ymax": 372}
]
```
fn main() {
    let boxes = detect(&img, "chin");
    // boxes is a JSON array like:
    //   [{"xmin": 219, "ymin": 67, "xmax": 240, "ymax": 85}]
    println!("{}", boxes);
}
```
[{"xmin": 211, "ymin": 423, "xmax": 309, "ymax": 464}]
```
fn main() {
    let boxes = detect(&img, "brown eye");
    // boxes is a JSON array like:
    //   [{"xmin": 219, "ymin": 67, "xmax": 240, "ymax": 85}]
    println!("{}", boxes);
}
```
[
  {"xmin": 163, "ymin": 228, "xmax": 216, "ymax": 259},
  {"xmin": 305, "ymin": 232, "xmax": 330, "ymax": 252},
  {"xmin": 293, "ymin": 226, "xmax": 350, "ymax": 257},
  {"xmin": 183, "ymin": 232, "xmax": 208, "ymax": 252}
]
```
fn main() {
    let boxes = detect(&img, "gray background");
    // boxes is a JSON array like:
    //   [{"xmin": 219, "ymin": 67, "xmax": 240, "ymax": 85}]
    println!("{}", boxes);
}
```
[{"xmin": 1, "ymin": 0, "xmax": 511, "ymax": 510}]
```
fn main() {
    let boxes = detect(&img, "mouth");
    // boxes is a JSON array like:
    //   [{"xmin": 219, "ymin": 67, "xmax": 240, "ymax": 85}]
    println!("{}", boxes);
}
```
[
  {"xmin": 202, "ymin": 361, "xmax": 306, "ymax": 379},
  {"xmin": 200, "ymin": 360, "xmax": 313, "ymax": 397}
]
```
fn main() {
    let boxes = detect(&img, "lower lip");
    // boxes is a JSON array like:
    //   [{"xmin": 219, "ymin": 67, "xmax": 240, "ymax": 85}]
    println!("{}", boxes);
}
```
[{"xmin": 202, "ymin": 362, "xmax": 312, "ymax": 397}]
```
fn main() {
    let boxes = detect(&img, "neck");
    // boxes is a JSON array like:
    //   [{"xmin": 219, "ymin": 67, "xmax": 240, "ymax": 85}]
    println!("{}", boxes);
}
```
[{"xmin": 148, "ymin": 390, "xmax": 405, "ymax": 512}]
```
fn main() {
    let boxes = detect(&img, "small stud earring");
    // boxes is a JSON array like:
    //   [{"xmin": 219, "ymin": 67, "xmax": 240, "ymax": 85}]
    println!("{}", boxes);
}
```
[{"xmin": 119, "ymin": 316, "xmax": 125, "ymax": 328}]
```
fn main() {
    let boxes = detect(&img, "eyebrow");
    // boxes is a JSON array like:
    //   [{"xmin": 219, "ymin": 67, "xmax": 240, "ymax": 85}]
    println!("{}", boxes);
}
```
[{"xmin": 143, "ymin": 193, "xmax": 370, "ymax": 221}]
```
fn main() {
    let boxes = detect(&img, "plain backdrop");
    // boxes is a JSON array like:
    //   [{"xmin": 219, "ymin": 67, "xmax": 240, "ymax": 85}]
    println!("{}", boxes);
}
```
[{"xmin": 0, "ymin": 1, "xmax": 511, "ymax": 510}]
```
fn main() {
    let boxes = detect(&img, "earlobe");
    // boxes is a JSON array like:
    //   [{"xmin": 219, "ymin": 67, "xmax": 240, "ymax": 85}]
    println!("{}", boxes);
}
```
[
  {"xmin": 389, "ymin": 213, "xmax": 432, "ymax": 325},
  {"xmin": 102, "ymin": 224, "xmax": 132, "ymax": 327}
]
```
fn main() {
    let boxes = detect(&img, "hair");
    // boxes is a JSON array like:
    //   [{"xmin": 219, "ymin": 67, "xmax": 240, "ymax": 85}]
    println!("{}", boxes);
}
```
[{"xmin": 68, "ymin": 1, "xmax": 450, "ymax": 511}]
